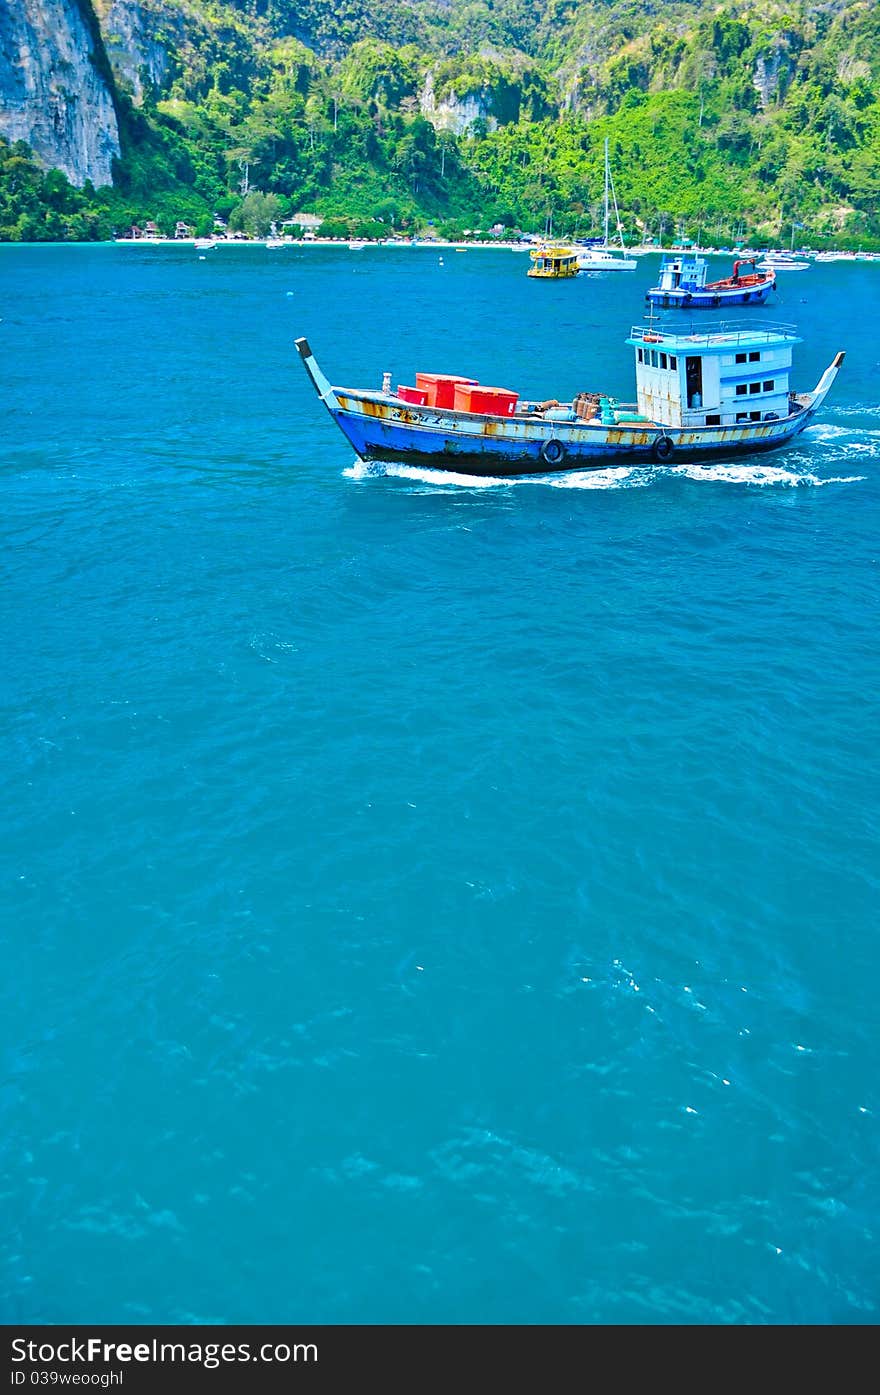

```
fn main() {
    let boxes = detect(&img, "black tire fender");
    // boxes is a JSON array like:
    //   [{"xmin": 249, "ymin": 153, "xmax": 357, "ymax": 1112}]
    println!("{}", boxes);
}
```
[
  {"xmin": 652, "ymin": 433, "xmax": 675, "ymax": 462},
  {"xmin": 541, "ymin": 438, "xmax": 566, "ymax": 466}
]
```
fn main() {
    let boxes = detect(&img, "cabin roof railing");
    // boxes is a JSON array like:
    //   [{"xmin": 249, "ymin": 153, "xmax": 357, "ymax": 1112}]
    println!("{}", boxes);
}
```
[{"xmin": 629, "ymin": 320, "xmax": 800, "ymax": 348}]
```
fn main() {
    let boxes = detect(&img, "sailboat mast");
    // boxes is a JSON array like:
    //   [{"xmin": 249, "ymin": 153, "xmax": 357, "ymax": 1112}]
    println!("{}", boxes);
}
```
[{"xmin": 603, "ymin": 137, "xmax": 610, "ymax": 247}]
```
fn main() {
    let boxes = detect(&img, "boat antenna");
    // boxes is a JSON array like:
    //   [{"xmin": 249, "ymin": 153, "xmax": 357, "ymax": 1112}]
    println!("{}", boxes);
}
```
[
  {"xmin": 643, "ymin": 296, "xmax": 662, "ymax": 338},
  {"xmin": 607, "ymin": 142, "xmax": 626, "ymax": 249},
  {"xmin": 603, "ymin": 137, "xmax": 610, "ymax": 248}
]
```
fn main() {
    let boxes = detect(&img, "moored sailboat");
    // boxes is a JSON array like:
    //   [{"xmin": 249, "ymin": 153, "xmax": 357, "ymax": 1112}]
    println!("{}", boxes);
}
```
[{"xmin": 576, "ymin": 139, "xmax": 636, "ymax": 271}]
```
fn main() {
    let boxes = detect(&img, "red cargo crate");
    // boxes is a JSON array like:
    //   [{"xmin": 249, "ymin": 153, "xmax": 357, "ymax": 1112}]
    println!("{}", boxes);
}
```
[
  {"xmin": 415, "ymin": 372, "xmax": 478, "ymax": 408},
  {"xmin": 453, "ymin": 384, "xmax": 519, "ymax": 416},
  {"xmin": 397, "ymin": 385, "xmax": 429, "ymax": 405}
]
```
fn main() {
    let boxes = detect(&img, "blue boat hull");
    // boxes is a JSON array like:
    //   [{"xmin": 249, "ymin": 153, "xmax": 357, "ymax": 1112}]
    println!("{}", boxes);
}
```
[
  {"xmin": 646, "ymin": 282, "xmax": 775, "ymax": 309},
  {"xmin": 331, "ymin": 405, "xmax": 811, "ymax": 476}
]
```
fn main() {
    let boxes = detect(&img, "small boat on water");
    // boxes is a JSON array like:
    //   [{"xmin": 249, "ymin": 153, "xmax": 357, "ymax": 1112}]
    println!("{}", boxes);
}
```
[
  {"xmin": 265, "ymin": 237, "xmax": 285, "ymax": 248},
  {"xmin": 348, "ymin": 240, "xmax": 368, "ymax": 251},
  {"xmin": 527, "ymin": 245, "xmax": 579, "ymax": 279},
  {"xmin": 296, "ymin": 324, "xmax": 843, "ymax": 477},
  {"xmin": 194, "ymin": 238, "xmax": 215, "ymax": 250},
  {"xmin": 577, "ymin": 245, "xmax": 637, "ymax": 272},
  {"xmin": 646, "ymin": 255, "xmax": 775, "ymax": 308},
  {"xmin": 757, "ymin": 252, "xmax": 809, "ymax": 271}
]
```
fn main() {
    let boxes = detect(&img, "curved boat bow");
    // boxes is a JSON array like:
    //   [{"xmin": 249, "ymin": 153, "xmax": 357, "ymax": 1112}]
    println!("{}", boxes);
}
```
[{"xmin": 296, "ymin": 337, "xmax": 339, "ymax": 409}]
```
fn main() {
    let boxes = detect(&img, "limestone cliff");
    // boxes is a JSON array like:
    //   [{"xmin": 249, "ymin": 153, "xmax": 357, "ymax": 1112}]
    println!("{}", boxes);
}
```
[
  {"xmin": 420, "ymin": 72, "xmax": 497, "ymax": 136},
  {"xmin": 752, "ymin": 36, "xmax": 795, "ymax": 110},
  {"xmin": 0, "ymin": 0, "xmax": 120, "ymax": 186},
  {"xmin": 92, "ymin": 0, "xmax": 179, "ymax": 105}
]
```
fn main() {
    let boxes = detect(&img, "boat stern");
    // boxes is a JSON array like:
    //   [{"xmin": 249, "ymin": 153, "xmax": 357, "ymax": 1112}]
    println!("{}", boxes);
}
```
[{"xmin": 805, "ymin": 350, "xmax": 846, "ymax": 414}]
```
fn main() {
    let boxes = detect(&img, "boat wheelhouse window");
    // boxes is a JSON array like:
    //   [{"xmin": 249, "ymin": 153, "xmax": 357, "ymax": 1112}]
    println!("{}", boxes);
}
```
[
  {"xmin": 706, "ymin": 414, "xmax": 721, "ymax": 426},
  {"xmin": 749, "ymin": 411, "xmax": 761, "ymax": 421},
  {"xmin": 735, "ymin": 352, "xmax": 747, "ymax": 364},
  {"xmin": 660, "ymin": 352, "xmax": 668, "ymax": 369},
  {"xmin": 736, "ymin": 384, "xmax": 748, "ymax": 396},
  {"xmin": 685, "ymin": 356, "xmax": 703, "ymax": 408},
  {"xmin": 748, "ymin": 351, "xmax": 760, "ymax": 362},
  {"xmin": 650, "ymin": 349, "xmax": 659, "ymax": 367},
  {"xmin": 763, "ymin": 380, "xmax": 774, "ymax": 391},
  {"xmin": 637, "ymin": 348, "xmax": 644, "ymax": 363},
  {"xmin": 749, "ymin": 382, "xmax": 761, "ymax": 394},
  {"xmin": 669, "ymin": 356, "xmax": 677, "ymax": 370}
]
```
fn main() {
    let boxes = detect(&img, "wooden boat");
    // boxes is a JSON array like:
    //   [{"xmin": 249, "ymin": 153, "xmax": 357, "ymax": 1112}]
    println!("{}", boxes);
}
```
[
  {"xmin": 295, "ymin": 324, "xmax": 843, "ymax": 477},
  {"xmin": 646, "ymin": 255, "xmax": 776, "ymax": 308},
  {"xmin": 527, "ymin": 245, "xmax": 579, "ymax": 279}
]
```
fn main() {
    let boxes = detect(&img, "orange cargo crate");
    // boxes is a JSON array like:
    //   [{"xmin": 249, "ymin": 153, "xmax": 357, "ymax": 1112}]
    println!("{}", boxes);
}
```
[
  {"xmin": 397, "ymin": 385, "xmax": 429, "ymax": 405},
  {"xmin": 415, "ymin": 372, "xmax": 477, "ymax": 408},
  {"xmin": 453, "ymin": 384, "xmax": 519, "ymax": 416}
]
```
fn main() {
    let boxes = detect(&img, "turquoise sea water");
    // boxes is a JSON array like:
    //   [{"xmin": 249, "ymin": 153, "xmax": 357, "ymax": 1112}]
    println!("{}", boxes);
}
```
[{"xmin": 1, "ymin": 244, "xmax": 878, "ymax": 1325}]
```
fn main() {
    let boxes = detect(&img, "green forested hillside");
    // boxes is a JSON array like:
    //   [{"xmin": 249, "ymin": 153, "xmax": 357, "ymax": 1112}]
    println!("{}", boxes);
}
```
[{"xmin": 2, "ymin": 0, "xmax": 879, "ymax": 243}]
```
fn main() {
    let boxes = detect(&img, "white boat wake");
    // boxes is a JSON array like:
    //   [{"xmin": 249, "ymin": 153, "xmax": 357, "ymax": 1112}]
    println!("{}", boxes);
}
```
[{"xmin": 343, "ymin": 456, "xmax": 867, "ymax": 492}]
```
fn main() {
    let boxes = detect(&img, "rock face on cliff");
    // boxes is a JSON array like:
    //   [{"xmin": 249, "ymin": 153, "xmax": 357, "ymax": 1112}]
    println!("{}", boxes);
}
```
[
  {"xmin": 752, "ymin": 37, "xmax": 793, "ymax": 110},
  {"xmin": 0, "ymin": 0, "xmax": 120, "ymax": 186},
  {"xmin": 92, "ymin": 0, "xmax": 176, "ymax": 105},
  {"xmin": 420, "ymin": 73, "xmax": 497, "ymax": 136}
]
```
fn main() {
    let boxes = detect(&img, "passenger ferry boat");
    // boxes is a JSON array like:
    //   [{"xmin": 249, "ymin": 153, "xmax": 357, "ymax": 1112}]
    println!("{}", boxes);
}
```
[
  {"xmin": 646, "ymin": 256, "xmax": 776, "ymax": 308},
  {"xmin": 527, "ymin": 245, "xmax": 579, "ymax": 279},
  {"xmin": 295, "ymin": 323, "xmax": 843, "ymax": 477}
]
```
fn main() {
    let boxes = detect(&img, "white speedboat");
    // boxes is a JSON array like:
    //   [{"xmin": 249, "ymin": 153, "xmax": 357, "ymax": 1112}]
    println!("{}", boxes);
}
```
[{"xmin": 757, "ymin": 252, "xmax": 809, "ymax": 271}]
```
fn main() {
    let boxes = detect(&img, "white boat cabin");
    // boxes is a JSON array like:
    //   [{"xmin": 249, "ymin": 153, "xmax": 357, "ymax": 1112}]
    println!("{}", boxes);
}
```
[
  {"xmin": 626, "ymin": 324, "xmax": 800, "ymax": 429},
  {"xmin": 656, "ymin": 256, "xmax": 708, "ymax": 291}
]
